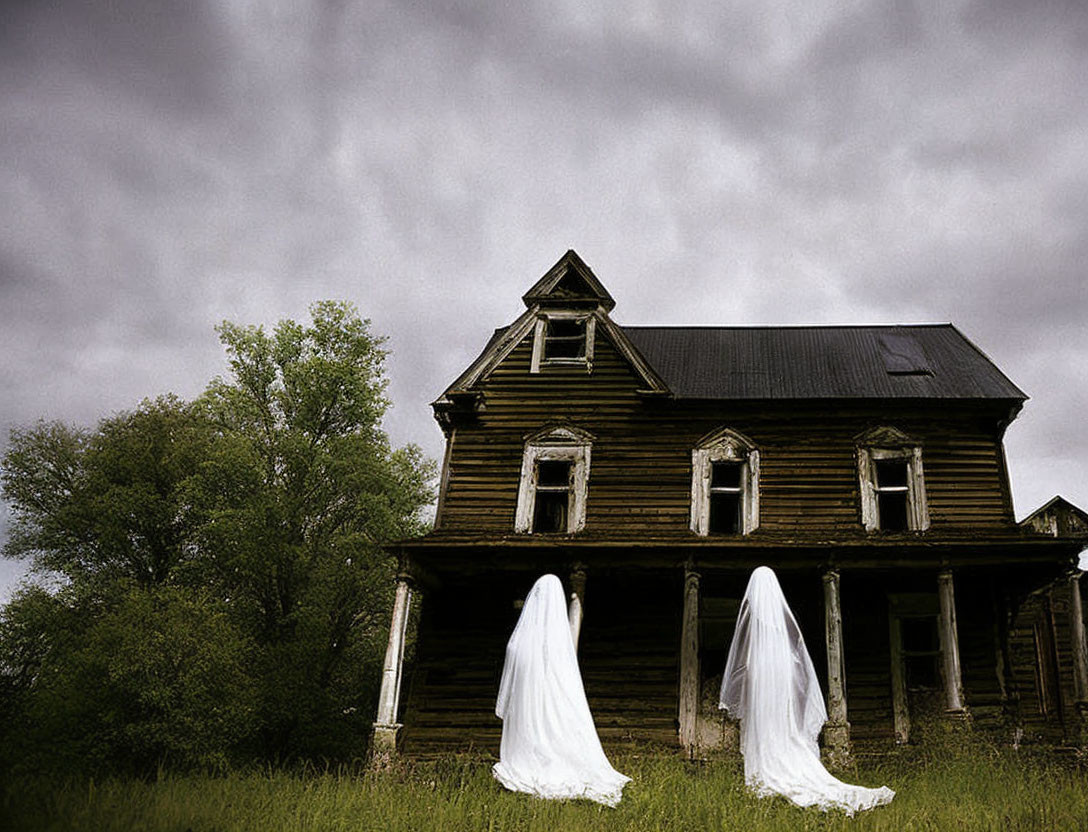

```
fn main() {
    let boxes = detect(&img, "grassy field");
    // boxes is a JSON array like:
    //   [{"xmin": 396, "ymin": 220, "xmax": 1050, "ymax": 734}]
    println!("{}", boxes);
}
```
[{"xmin": 2, "ymin": 747, "xmax": 1086, "ymax": 832}]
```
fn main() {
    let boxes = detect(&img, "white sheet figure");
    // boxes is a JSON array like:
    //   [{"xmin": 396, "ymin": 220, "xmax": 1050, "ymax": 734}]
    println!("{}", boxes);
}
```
[
  {"xmin": 493, "ymin": 574, "xmax": 630, "ymax": 807},
  {"xmin": 720, "ymin": 566, "xmax": 894, "ymax": 815}
]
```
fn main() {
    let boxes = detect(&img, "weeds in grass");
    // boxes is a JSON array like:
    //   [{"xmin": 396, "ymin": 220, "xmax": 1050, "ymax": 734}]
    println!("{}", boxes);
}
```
[{"xmin": 2, "ymin": 745, "xmax": 1086, "ymax": 832}]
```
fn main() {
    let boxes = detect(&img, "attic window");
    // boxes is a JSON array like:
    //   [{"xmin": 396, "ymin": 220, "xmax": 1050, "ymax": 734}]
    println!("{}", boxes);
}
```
[
  {"xmin": 879, "ymin": 333, "xmax": 931, "ymax": 376},
  {"xmin": 530, "ymin": 314, "xmax": 596, "ymax": 373},
  {"xmin": 544, "ymin": 318, "xmax": 586, "ymax": 360}
]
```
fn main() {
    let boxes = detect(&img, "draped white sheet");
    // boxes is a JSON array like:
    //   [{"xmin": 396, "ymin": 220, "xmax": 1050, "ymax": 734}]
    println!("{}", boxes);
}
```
[
  {"xmin": 493, "ymin": 574, "xmax": 630, "ymax": 807},
  {"xmin": 720, "ymin": 566, "xmax": 895, "ymax": 815}
]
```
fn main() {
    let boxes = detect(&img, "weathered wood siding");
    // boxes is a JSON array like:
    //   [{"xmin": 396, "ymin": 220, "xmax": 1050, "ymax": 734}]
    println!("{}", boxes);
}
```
[
  {"xmin": 1007, "ymin": 584, "xmax": 1083, "ymax": 744},
  {"xmin": 401, "ymin": 570, "xmax": 680, "ymax": 757},
  {"xmin": 438, "ymin": 330, "xmax": 1015, "ymax": 536},
  {"xmin": 401, "ymin": 566, "xmax": 1047, "ymax": 756}
]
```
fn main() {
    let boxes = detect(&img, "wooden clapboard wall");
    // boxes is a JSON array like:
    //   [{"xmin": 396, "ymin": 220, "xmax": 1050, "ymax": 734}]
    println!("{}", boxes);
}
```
[
  {"xmin": 400, "ymin": 571, "xmax": 681, "ymax": 757},
  {"xmin": 1008, "ymin": 585, "xmax": 1082, "ymax": 744},
  {"xmin": 437, "ymin": 329, "xmax": 1015, "ymax": 538}
]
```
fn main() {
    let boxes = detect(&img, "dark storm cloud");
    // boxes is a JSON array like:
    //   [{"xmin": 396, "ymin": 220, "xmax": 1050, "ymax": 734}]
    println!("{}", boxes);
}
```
[
  {"xmin": 2, "ymin": 0, "xmax": 1088, "ymax": 599},
  {"xmin": 1, "ymin": 0, "xmax": 230, "ymax": 114}
]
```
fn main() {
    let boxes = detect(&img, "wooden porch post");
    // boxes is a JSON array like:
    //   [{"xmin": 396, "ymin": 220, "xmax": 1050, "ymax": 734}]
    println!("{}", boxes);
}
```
[
  {"xmin": 937, "ymin": 569, "xmax": 968, "ymax": 716},
  {"xmin": 822, "ymin": 570, "xmax": 851, "ymax": 767},
  {"xmin": 372, "ymin": 574, "xmax": 413, "ymax": 758},
  {"xmin": 569, "ymin": 563, "xmax": 587, "ymax": 651},
  {"xmin": 678, "ymin": 563, "xmax": 700, "ymax": 754},
  {"xmin": 1068, "ymin": 571, "xmax": 1088, "ymax": 742}
]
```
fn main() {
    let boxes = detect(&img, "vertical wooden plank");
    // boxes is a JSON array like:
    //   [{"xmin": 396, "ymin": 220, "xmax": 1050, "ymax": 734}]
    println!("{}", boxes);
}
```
[
  {"xmin": 569, "ymin": 564, "xmax": 587, "ymax": 651},
  {"xmin": 528, "ymin": 316, "xmax": 545, "ymax": 373},
  {"xmin": 433, "ymin": 427, "xmax": 455, "ymax": 530},
  {"xmin": 678, "ymin": 564, "xmax": 700, "ymax": 754},
  {"xmin": 823, "ymin": 570, "xmax": 851, "ymax": 766},
  {"xmin": 938, "ymin": 569, "xmax": 967, "ymax": 713},
  {"xmin": 372, "ymin": 577, "xmax": 413, "ymax": 757},
  {"xmin": 888, "ymin": 611, "xmax": 911, "ymax": 743},
  {"xmin": 1069, "ymin": 572, "xmax": 1088, "ymax": 703}
]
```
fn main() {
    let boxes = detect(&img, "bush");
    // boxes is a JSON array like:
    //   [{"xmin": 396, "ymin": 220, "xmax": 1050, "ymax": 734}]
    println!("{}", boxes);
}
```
[{"xmin": 5, "ymin": 585, "xmax": 255, "ymax": 774}]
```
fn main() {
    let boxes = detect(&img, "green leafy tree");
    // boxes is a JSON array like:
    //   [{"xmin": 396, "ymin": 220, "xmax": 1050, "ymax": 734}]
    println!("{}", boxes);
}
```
[
  {"xmin": 193, "ymin": 301, "xmax": 434, "ymax": 756},
  {"xmin": 10, "ymin": 585, "xmax": 255, "ymax": 773},
  {"xmin": 2, "ymin": 397, "xmax": 212, "ymax": 590},
  {"xmin": 0, "ymin": 302, "xmax": 434, "ymax": 771}
]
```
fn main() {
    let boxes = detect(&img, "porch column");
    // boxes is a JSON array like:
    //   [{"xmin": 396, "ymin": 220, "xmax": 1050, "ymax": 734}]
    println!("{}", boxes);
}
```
[
  {"xmin": 937, "ymin": 569, "xmax": 968, "ymax": 716},
  {"xmin": 372, "ymin": 573, "xmax": 413, "ymax": 757},
  {"xmin": 678, "ymin": 563, "xmax": 700, "ymax": 754},
  {"xmin": 822, "ymin": 570, "xmax": 851, "ymax": 767},
  {"xmin": 1068, "ymin": 571, "xmax": 1088, "ymax": 742},
  {"xmin": 569, "ymin": 563, "xmax": 587, "ymax": 651}
]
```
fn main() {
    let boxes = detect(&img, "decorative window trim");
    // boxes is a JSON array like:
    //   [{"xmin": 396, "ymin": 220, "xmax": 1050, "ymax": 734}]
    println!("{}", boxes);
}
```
[
  {"xmin": 856, "ymin": 426, "xmax": 929, "ymax": 532},
  {"xmin": 515, "ymin": 425, "xmax": 593, "ymax": 534},
  {"xmin": 529, "ymin": 312, "xmax": 596, "ymax": 373},
  {"xmin": 690, "ymin": 427, "xmax": 760, "ymax": 536}
]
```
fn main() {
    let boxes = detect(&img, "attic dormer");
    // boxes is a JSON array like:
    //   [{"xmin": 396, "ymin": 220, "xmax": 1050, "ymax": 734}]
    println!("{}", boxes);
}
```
[
  {"xmin": 523, "ymin": 251, "xmax": 611, "ymax": 374},
  {"xmin": 521, "ymin": 250, "xmax": 616, "ymax": 312}
]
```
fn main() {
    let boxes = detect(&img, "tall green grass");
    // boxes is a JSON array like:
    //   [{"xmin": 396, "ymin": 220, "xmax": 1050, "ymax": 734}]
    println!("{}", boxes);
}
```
[{"xmin": 3, "ymin": 748, "xmax": 1086, "ymax": 832}]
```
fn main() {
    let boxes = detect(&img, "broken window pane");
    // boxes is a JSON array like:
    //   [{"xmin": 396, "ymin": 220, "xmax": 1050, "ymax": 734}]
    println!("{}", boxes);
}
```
[
  {"xmin": 879, "ymin": 492, "xmax": 909, "ymax": 531},
  {"xmin": 876, "ymin": 459, "xmax": 908, "ymax": 489},
  {"xmin": 536, "ymin": 460, "xmax": 571, "ymax": 488},
  {"xmin": 711, "ymin": 461, "xmax": 742, "ymax": 490},
  {"xmin": 709, "ymin": 492, "xmax": 742, "ymax": 534},
  {"xmin": 533, "ymin": 491, "xmax": 568, "ymax": 533},
  {"xmin": 543, "ymin": 318, "xmax": 586, "ymax": 359}
]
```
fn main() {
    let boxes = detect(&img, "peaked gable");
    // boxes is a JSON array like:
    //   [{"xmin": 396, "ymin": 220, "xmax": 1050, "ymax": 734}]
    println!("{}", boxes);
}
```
[
  {"xmin": 1020, "ymin": 496, "xmax": 1088, "ymax": 538},
  {"xmin": 433, "ymin": 252, "xmax": 667, "ymax": 417},
  {"xmin": 433, "ymin": 305, "xmax": 670, "ymax": 408},
  {"xmin": 521, "ymin": 250, "xmax": 616, "ymax": 311}
]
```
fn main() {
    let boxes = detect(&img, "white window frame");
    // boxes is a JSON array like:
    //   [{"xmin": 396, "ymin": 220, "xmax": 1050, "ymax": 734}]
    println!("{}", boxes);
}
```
[
  {"xmin": 857, "ymin": 427, "xmax": 929, "ymax": 532},
  {"xmin": 691, "ymin": 428, "xmax": 760, "ymax": 536},
  {"xmin": 515, "ymin": 426, "xmax": 593, "ymax": 534},
  {"xmin": 529, "ymin": 312, "xmax": 596, "ymax": 373}
]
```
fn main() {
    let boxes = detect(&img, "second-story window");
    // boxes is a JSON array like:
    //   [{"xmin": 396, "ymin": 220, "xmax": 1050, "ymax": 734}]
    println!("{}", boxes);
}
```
[
  {"xmin": 532, "ymin": 459, "xmax": 572, "ymax": 533},
  {"xmin": 874, "ymin": 458, "xmax": 910, "ymax": 532},
  {"xmin": 515, "ymin": 425, "xmax": 593, "ymax": 534},
  {"xmin": 708, "ymin": 461, "xmax": 744, "ymax": 534},
  {"xmin": 857, "ymin": 427, "xmax": 929, "ymax": 533},
  {"xmin": 530, "ymin": 313, "xmax": 596, "ymax": 372},
  {"xmin": 691, "ymin": 428, "xmax": 760, "ymax": 536}
]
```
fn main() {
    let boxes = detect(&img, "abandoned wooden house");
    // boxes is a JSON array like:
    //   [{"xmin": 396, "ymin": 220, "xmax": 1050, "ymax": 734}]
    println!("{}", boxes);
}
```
[{"xmin": 372, "ymin": 250, "xmax": 1088, "ymax": 761}]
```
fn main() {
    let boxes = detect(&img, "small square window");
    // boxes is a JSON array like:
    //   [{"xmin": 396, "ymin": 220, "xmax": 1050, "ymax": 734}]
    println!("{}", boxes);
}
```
[
  {"xmin": 543, "ymin": 318, "xmax": 587, "ymax": 360},
  {"xmin": 536, "ymin": 460, "xmax": 572, "ymax": 488},
  {"xmin": 876, "ymin": 460, "xmax": 908, "ymax": 489},
  {"xmin": 711, "ymin": 461, "xmax": 742, "ymax": 490}
]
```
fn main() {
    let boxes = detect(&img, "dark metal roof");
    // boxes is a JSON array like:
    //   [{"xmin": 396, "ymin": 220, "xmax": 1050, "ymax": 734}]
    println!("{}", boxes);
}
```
[{"xmin": 621, "ymin": 324, "xmax": 1026, "ymax": 401}]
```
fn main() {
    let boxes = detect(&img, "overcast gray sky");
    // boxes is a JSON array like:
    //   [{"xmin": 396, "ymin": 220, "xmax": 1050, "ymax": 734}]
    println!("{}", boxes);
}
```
[{"xmin": 3, "ymin": 0, "xmax": 1087, "ymax": 602}]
